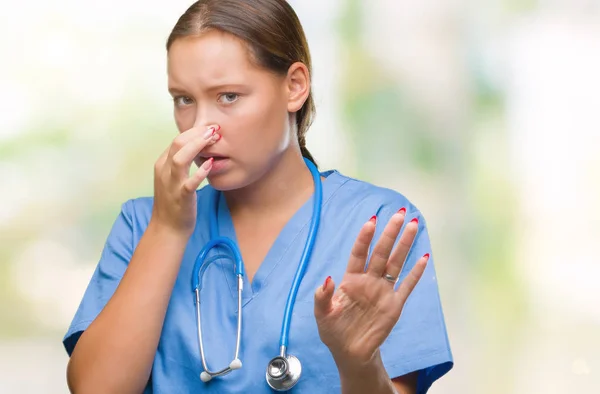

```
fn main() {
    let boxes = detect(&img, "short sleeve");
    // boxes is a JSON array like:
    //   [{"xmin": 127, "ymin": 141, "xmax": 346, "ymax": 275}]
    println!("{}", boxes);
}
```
[
  {"xmin": 378, "ymin": 209, "xmax": 453, "ymax": 393},
  {"xmin": 62, "ymin": 200, "xmax": 135, "ymax": 356}
]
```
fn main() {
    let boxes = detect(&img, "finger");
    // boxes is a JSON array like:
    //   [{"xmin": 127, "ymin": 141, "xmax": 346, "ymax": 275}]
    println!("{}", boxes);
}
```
[
  {"xmin": 182, "ymin": 158, "xmax": 213, "ymax": 194},
  {"xmin": 346, "ymin": 217, "xmax": 377, "ymax": 274},
  {"xmin": 366, "ymin": 208, "xmax": 406, "ymax": 277},
  {"xmin": 383, "ymin": 216, "xmax": 419, "ymax": 282},
  {"xmin": 314, "ymin": 276, "xmax": 335, "ymax": 318},
  {"xmin": 395, "ymin": 254, "xmax": 429, "ymax": 304},
  {"xmin": 171, "ymin": 132, "xmax": 220, "ymax": 176},
  {"xmin": 168, "ymin": 124, "xmax": 220, "ymax": 158},
  {"xmin": 154, "ymin": 146, "xmax": 170, "ymax": 175}
]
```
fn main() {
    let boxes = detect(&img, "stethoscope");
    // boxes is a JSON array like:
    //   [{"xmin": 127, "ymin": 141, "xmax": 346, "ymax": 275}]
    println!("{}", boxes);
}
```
[{"xmin": 191, "ymin": 158, "xmax": 323, "ymax": 391}]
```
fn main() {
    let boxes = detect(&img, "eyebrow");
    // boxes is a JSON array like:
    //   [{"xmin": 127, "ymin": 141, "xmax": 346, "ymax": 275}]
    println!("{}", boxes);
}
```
[
  {"xmin": 168, "ymin": 87, "xmax": 187, "ymax": 96},
  {"xmin": 168, "ymin": 83, "xmax": 248, "ymax": 96}
]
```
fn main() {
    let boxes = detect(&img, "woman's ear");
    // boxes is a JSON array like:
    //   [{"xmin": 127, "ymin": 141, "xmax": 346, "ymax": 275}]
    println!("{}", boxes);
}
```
[{"xmin": 286, "ymin": 62, "xmax": 310, "ymax": 113}]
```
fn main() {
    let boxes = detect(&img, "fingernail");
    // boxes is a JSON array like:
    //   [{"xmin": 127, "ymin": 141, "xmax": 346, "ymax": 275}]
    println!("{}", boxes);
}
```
[
  {"xmin": 213, "ymin": 133, "xmax": 221, "ymax": 141},
  {"xmin": 369, "ymin": 215, "xmax": 377, "ymax": 223},
  {"xmin": 410, "ymin": 217, "xmax": 419, "ymax": 224},
  {"xmin": 423, "ymin": 253, "xmax": 430, "ymax": 259},
  {"xmin": 203, "ymin": 127, "xmax": 215, "ymax": 139},
  {"xmin": 215, "ymin": 125, "xmax": 221, "ymax": 131},
  {"xmin": 202, "ymin": 157, "xmax": 214, "ymax": 169},
  {"xmin": 398, "ymin": 207, "xmax": 406, "ymax": 215},
  {"xmin": 323, "ymin": 276, "xmax": 331, "ymax": 290}
]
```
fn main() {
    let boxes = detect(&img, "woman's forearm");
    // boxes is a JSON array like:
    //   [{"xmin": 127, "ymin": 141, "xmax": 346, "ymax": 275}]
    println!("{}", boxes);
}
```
[
  {"xmin": 66, "ymin": 221, "xmax": 189, "ymax": 394},
  {"xmin": 335, "ymin": 351, "xmax": 397, "ymax": 394}
]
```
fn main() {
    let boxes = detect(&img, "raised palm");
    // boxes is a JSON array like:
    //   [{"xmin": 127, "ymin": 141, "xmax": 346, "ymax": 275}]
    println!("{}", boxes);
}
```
[{"xmin": 313, "ymin": 210, "xmax": 429, "ymax": 365}]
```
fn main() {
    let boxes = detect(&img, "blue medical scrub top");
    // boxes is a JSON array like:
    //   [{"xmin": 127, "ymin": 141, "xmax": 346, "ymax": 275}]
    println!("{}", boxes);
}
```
[{"xmin": 63, "ymin": 170, "xmax": 453, "ymax": 393}]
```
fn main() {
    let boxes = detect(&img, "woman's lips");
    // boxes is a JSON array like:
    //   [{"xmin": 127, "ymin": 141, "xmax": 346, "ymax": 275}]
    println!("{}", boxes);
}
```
[
  {"xmin": 202, "ymin": 155, "xmax": 228, "ymax": 163},
  {"xmin": 195, "ymin": 154, "xmax": 227, "ymax": 163},
  {"xmin": 206, "ymin": 156, "xmax": 230, "ymax": 174}
]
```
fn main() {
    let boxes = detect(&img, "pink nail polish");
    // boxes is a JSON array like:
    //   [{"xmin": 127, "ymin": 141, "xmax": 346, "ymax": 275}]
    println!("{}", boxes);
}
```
[
  {"xmin": 203, "ymin": 127, "xmax": 215, "ymax": 139},
  {"xmin": 370, "ymin": 215, "xmax": 377, "ymax": 223},
  {"xmin": 203, "ymin": 157, "xmax": 214, "ymax": 169},
  {"xmin": 423, "ymin": 253, "xmax": 430, "ymax": 259},
  {"xmin": 398, "ymin": 207, "xmax": 406, "ymax": 215},
  {"xmin": 323, "ymin": 276, "xmax": 331, "ymax": 290},
  {"xmin": 410, "ymin": 217, "xmax": 419, "ymax": 224}
]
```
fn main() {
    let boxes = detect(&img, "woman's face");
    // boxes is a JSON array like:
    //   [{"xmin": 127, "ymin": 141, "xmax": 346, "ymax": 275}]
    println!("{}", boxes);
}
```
[{"xmin": 167, "ymin": 30, "xmax": 301, "ymax": 191}]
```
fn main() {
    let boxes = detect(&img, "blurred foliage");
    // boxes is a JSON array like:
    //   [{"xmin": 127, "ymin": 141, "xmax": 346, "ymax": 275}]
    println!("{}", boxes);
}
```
[
  {"xmin": 336, "ymin": 0, "xmax": 440, "ymax": 179},
  {"xmin": 336, "ymin": 1, "xmax": 528, "ymax": 392},
  {"xmin": 0, "ymin": 93, "xmax": 174, "ymax": 337}
]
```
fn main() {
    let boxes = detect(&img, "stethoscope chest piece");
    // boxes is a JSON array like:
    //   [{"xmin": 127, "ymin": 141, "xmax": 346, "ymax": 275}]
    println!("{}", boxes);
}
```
[{"xmin": 266, "ymin": 354, "xmax": 302, "ymax": 391}]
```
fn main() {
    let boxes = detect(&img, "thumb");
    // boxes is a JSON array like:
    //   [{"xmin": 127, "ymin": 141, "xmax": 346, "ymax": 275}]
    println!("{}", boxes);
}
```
[{"xmin": 314, "ymin": 276, "xmax": 335, "ymax": 317}]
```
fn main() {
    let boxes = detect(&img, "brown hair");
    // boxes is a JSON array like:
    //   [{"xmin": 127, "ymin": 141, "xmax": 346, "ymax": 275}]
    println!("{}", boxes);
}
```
[{"xmin": 166, "ymin": 0, "xmax": 317, "ymax": 165}]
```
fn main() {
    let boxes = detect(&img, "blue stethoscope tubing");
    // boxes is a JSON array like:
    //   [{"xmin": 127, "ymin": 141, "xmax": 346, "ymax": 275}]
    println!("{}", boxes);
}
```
[
  {"xmin": 280, "ymin": 158, "xmax": 322, "ymax": 351},
  {"xmin": 191, "ymin": 157, "xmax": 323, "ymax": 386}
]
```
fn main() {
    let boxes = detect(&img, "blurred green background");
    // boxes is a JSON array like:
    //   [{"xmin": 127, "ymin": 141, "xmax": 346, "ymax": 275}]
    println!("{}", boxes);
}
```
[{"xmin": 1, "ymin": 0, "xmax": 599, "ymax": 392}]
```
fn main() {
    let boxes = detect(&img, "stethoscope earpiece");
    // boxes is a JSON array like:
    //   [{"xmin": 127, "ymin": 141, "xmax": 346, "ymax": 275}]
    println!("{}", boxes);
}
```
[
  {"xmin": 230, "ymin": 358, "xmax": 242, "ymax": 370},
  {"xmin": 200, "ymin": 371, "xmax": 212, "ymax": 383}
]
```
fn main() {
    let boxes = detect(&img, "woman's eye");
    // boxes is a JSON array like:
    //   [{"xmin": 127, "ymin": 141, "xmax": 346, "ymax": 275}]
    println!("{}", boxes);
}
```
[
  {"xmin": 174, "ymin": 96, "xmax": 194, "ymax": 107},
  {"xmin": 218, "ymin": 93, "xmax": 239, "ymax": 104}
]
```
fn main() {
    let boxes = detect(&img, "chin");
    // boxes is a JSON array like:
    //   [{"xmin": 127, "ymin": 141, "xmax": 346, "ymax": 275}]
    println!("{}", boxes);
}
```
[
  {"xmin": 207, "ymin": 170, "xmax": 252, "ymax": 192},
  {"xmin": 207, "ymin": 158, "xmax": 275, "ymax": 192}
]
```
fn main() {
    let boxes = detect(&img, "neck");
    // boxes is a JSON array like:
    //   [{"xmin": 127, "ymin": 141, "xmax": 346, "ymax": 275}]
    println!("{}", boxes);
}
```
[{"xmin": 224, "ymin": 149, "xmax": 315, "ymax": 218}]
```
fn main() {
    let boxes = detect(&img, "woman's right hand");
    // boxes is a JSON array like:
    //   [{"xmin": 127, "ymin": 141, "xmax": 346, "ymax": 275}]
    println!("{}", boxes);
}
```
[{"xmin": 151, "ymin": 124, "xmax": 221, "ymax": 237}]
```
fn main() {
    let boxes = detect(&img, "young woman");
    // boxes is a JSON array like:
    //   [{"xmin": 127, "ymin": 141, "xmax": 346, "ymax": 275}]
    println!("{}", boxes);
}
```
[{"xmin": 63, "ymin": 1, "xmax": 453, "ymax": 393}]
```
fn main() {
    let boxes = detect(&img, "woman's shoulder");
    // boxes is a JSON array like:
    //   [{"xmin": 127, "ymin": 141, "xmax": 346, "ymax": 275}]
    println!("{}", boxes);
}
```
[
  {"xmin": 115, "ymin": 187, "xmax": 213, "ymax": 227},
  {"xmin": 327, "ymin": 169, "xmax": 423, "ymax": 217}
]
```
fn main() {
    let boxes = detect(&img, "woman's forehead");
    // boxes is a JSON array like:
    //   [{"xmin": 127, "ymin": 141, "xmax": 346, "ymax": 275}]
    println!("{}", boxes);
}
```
[{"xmin": 167, "ymin": 31, "xmax": 261, "ymax": 90}]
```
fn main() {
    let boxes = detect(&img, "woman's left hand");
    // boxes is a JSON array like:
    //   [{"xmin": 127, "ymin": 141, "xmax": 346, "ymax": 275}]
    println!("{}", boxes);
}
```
[{"xmin": 313, "ymin": 209, "xmax": 429, "ymax": 368}]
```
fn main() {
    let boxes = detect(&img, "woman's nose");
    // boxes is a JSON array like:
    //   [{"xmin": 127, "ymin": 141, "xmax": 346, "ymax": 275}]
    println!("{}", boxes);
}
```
[{"xmin": 193, "ymin": 105, "xmax": 219, "ymax": 130}]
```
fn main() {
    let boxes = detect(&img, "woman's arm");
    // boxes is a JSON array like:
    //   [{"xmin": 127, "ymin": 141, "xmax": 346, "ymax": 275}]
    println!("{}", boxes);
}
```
[
  {"xmin": 392, "ymin": 373, "xmax": 418, "ymax": 394},
  {"xmin": 67, "ymin": 125, "xmax": 219, "ymax": 393},
  {"xmin": 66, "ymin": 222, "xmax": 188, "ymax": 394},
  {"xmin": 335, "ymin": 351, "xmax": 417, "ymax": 394}
]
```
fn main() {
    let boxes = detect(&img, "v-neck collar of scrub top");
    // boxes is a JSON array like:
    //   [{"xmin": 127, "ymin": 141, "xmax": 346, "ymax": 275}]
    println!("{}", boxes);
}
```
[{"xmin": 211, "ymin": 169, "xmax": 347, "ymax": 308}]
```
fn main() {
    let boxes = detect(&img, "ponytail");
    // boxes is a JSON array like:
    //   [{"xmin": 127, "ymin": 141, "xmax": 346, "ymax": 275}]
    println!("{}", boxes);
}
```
[
  {"xmin": 296, "ymin": 89, "xmax": 317, "ymax": 167},
  {"xmin": 300, "ymin": 145, "xmax": 317, "ymax": 166}
]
